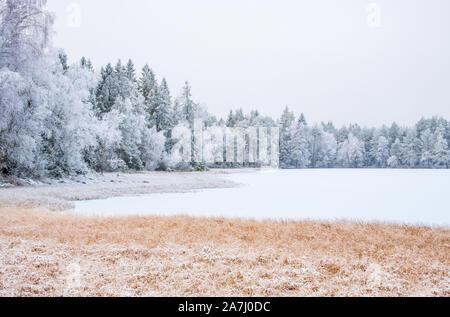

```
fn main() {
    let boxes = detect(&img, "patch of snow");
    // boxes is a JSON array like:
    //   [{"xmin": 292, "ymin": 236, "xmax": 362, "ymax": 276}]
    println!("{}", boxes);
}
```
[{"xmin": 72, "ymin": 169, "xmax": 450, "ymax": 227}]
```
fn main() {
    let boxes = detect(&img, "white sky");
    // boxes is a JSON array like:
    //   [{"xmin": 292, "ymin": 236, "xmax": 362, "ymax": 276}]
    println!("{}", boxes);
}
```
[{"xmin": 46, "ymin": 0, "xmax": 450, "ymax": 127}]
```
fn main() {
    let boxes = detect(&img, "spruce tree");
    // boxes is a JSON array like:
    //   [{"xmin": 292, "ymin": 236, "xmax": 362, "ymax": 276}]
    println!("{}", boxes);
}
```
[
  {"xmin": 226, "ymin": 110, "xmax": 236, "ymax": 127},
  {"xmin": 298, "ymin": 113, "xmax": 307, "ymax": 126},
  {"xmin": 388, "ymin": 138, "xmax": 403, "ymax": 168},
  {"xmin": 138, "ymin": 65, "xmax": 158, "ymax": 125},
  {"xmin": 402, "ymin": 129, "xmax": 420, "ymax": 168},
  {"xmin": 374, "ymin": 136, "xmax": 390, "ymax": 168},
  {"xmin": 279, "ymin": 107, "xmax": 295, "ymax": 168},
  {"xmin": 58, "ymin": 50, "xmax": 69, "ymax": 73},
  {"xmin": 433, "ymin": 125, "xmax": 449, "ymax": 168},
  {"xmin": 95, "ymin": 63, "xmax": 118, "ymax": 115},
  {"xmin": 180, "ymin": 81, "xmax": 197, "ymax": 127},
  {"xmin": 420, "ymin": 129, "xmax": 434, "ymax": 168},
  {"xmin": 291, "ymin": 119, "xmax": 311, "ymax": 168},
  {"xmin": 126, "ymin": 59, "xmax": 136, "ymax": 83},
  {"xmin": 154, "ymin": 78, "xmax": 173, "ymax": 132}
]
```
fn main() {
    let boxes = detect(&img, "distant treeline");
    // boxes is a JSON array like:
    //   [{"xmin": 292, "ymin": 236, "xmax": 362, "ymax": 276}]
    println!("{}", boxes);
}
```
[
  {"xmin": 1, "ymin": 1, "xmax": 448, "ymax": 179},
  {"xmin": 276, "ymin": 109, "xmax": 449, "ymax": 169}
]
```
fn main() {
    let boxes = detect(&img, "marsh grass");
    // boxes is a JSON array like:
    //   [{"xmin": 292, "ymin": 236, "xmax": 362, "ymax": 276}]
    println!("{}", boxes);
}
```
[{"xmin": 0, "ymin": 207, "xmax": 448, "ymax": 297}]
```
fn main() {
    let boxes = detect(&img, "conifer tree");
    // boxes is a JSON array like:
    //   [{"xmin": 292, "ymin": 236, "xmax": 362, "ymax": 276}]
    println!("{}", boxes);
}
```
[
  {"xmin": 279, "ymin": 107, "xmax": 295, "ymax": 167},
  {"xmin": 126, "ymin": 59, "xmax": 136, "ymax": 83},
  {"xmin": 420, "ymin": 129, "xmax": 434, "ymax": 168},
  {"xmin": 290, "ymin": 118, "xmax": 311, "ymax": 168},
  {"xmin": 180, "ymin": 81, "xmax": 197, "ymax": 127},
  {"xmin": 95, "ymin": 63, "xmax": 118, "ymax": 115},
  {"xmin": 433, "ymin": 125, "xmax": 449, "ymax": 168},
  {"xmin": 402, "ymin": 129, "xmax": 420, "ymax": 168},
  {"xmin": 374, "ymin": 136, "xmax": 390, "ymax": 168},
  {"xmin": 153, "ymin": 78, "xmax": 173, "ymax": 132},
  {"xmin": 138, "ymin": 65, "xmax": 158, "ymax": 125}
]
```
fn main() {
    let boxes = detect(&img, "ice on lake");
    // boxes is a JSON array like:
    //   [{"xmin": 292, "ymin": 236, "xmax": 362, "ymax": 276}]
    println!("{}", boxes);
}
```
[{"xmin": 73, "ymin": 169, "xmax": 450, "ymax": 226}]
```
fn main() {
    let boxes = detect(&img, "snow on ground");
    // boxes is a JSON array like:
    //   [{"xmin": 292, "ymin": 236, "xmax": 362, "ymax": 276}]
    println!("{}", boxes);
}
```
[
  {"xmin": 72, "ymin": 169, "xmax": 450, "ymax": 227},
  {"xmin": 0, "ymin": 170, "xmax": 241, "ymax": 212}
]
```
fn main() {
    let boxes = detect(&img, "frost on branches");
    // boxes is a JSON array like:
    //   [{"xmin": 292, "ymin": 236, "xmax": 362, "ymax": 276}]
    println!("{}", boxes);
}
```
[{"xmin": 1, "ymin": 1, "xmax": 449, "ymax": 179}]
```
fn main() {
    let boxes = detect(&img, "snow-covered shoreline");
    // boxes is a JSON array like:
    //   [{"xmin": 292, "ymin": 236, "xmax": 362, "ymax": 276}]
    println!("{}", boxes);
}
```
[
  {"xmin": 68, "ymin": 169, "xmax": 450, "ymax": 228},
  {"xmin": 0, "ymin": 170, "xmax": 250, "ymax": 212}
]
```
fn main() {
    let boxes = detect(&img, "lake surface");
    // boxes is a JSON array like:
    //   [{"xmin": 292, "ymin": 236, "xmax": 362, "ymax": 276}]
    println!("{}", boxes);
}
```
[{"xmin": 73, "ymin": 169, "xmax": 450, "ymax": 226}]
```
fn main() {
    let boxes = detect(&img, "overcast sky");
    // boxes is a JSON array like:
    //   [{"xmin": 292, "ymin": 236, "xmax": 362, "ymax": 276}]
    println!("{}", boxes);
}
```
[{"xmin": 46, "ymin": 0, "xmax": 450, "ymax": 127}]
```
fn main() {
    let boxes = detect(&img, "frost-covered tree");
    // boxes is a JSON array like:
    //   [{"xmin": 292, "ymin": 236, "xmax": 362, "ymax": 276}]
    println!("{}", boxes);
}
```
[
  {"xmin": 0, "ymin": 70, "xmax": 39, "ymax": 175},
  {"xmin": 0, "ymin": 1, "xmax": 108, "ymax": 177},
  {"xmin": 125, "ymin": 59, "xmax": 136, "ymax": 83},
  {"xmin": 114, "ymin": 59, "xmax": 130, "ymax": 99},
  {"xmin": 152, "ymin": 78, "xmax": 173, "ymax": 132},
  {"xmin": 290, "ymin": 119, "xmax": 310, "ymax": 168},
  {"xmin": 298, "ymin": 113, "xmax": 307, "ymax": 126},
  {"xmin": 40, "ymin": 54, "xmax": 98, "ymax": 177},
  {"xmin": 359, "ymin": 128, "xmax": 373, "ymax": 167},
  {"xmin": 337, "ymin": 133, "xmax": 365, "ymax": 168},
  {"xmin": 80, "ymin": 56, "xmax": 93, "ymax": 71},
  {"xmin": 171, "ymin": 98, "xmax": 185, "ymax": 129},
  {"xmin": 89, "ymin": 109, "xmax": 123, "ymax": 173},
  {"xmin": 95, "ymin": 63, "xmax": 119, "ymax": 115},
  {"xmin": 402, "ymin": 129, "xmax": 420, "ymax": 168},
  {"xmin": 179, "ymin": 81, "xmax": 197, "ymax": 127},
  {"xmin": 226, "ymin": 110, "xmax": 236, "ymax": 128},
  {"xmin": 0, "ymin": 0, "xmax": 53, "ymax": 70},
  {"xmin": 248, "ymin": 110, "xmax": 275, "ymax": 128},
  {"xmin": 309, "ymin": 125, "xmax": 322, "ymax": 168},
  {"xmin": 388, "ymin": 138, "xmax": 403, "ymax": 168},
  {"xmin": 58, "ymin": 50, "xmax": 69, "ymax": 73},
  {"xmin": 315, "ymin": 130, "xmax": 337, "ymax": 168},
  {"xmin": 86, "ymin": 59, "xmax": 167, "ymax": 172},
  {"xmin": 336, "ymin": 126, "xmax": 349, "ymax": 144},
  {"xmin": 95, "ymin": 62, "xmax": 166, "ymax": 171},
  {"xmin": 279, "ymin": 107, "xmax": 295, "ymax": 167},
  {"xmin": 420, "ymin": 129, "xmax": 434, "ymax": 168},
  {"xmin": 138, "ymin": 65, "xmax": 158, "ymax": 122},
  {"xmin": 388, "ymin": 122, "xmax": 401, "ymax": 145},
  {"xmin": 234, "ymin": 109, "xmax": 245, "ymax": 123},
  {"xmin": 0, "ymin": 1, "xmax": 65, "ymax": 176},
  {"xmin": 433, "ymin": 125, "xmax": 449, "ymax": 168},
  {"xmin": 374, "ymin": 136, "xmax": 390, "ymax": 168}
]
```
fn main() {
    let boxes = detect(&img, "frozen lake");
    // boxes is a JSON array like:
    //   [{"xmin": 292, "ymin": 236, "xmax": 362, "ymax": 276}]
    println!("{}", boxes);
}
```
[{"xmin": 73, "ymin": 169, "xmax": 450, "ymax": 226}]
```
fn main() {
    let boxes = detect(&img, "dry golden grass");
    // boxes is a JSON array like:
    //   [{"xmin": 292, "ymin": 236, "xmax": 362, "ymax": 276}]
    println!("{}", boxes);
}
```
[{"xmin": 1, "ymin": 205, "xmax": 449, "ymax": 297}]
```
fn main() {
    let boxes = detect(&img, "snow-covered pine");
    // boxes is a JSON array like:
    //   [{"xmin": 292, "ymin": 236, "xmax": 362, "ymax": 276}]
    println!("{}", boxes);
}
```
[
  {"xmin": 138, "ymin": 64, "xmax": 158, "ymax": 125},
  {"xmin": 388, "ymin": 138, "xmax": 403, "ymax": 168},
  {"xmin": 433, "ymin": 125, "xmax": 449, "ymax": 168},
  {"xmin": 374, "ymin": 136, "xmax": 390, "ymax": 168},
  {"xmin": 153, "ymin": 78, "xmax": 173, "ymax": 133},
  {"xmin": 402, "ymin": 129, "xmax": 421, "ymax": 168},
  {"xmin": 279, "ymin": 107, "xmax": 295, "ymax": 168},
  {"xmin": 290, "ymin": 118, "xmax": 311, "ymax": 168},
  {"xmin": 179, "ymin": 81, "xmax": 198, "ymax": 128},
  {"xmin": 420, "ymin": 129, "xmax": 435, "ymax": 168}
]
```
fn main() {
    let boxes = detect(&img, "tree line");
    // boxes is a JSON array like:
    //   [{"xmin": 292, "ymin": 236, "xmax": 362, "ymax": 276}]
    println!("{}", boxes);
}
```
[
  {"xmin": 0, "ymin": 1, "xmax": 448, "ymax": 179},
  {"xmin": 275, "ymin": 108, "xmax": 449, "ymax": 169}
]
